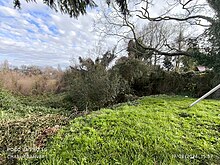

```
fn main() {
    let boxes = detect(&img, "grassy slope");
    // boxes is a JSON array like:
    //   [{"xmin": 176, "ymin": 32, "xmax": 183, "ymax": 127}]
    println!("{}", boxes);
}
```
[{"xmin": 22, "ymin": 95, "xmax": 220, "ymax": 165}]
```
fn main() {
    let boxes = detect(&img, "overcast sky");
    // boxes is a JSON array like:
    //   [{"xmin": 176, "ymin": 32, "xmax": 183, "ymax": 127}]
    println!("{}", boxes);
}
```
[
  {"xmin": 0, "ymin": 0, "xmax": 210, "ymax": 69},
  {"xmin": 0, "ymin": 0, "xmax": 118, "ymax": 69}
]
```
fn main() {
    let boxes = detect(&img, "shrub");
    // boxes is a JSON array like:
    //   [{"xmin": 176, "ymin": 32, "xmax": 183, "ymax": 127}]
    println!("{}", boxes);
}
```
[
  {"xmin": 113, "ymin": 57, "xmax": 217, "ymax": 98},
  {"xmin": 64, "ymin": 54, "xmax": 129, "ymax": 111}
]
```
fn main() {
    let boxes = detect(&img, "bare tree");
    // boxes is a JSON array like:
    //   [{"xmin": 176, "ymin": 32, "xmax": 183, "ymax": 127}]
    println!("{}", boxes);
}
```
[{"xmin": 95, "ymin": 0, "xmax": 214, "ymax": 59}]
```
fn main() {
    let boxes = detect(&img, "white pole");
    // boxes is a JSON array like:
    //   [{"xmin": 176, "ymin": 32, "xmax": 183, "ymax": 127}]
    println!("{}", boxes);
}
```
[{"xmin": 189, "ymin": 84, "xmax": 220, "ymax": 108}]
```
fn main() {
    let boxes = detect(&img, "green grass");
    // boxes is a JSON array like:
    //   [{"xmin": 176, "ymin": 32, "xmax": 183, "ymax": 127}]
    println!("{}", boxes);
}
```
[{"xmin": 22, "ymin": 95, "xmax": 220, "ymax": 165}]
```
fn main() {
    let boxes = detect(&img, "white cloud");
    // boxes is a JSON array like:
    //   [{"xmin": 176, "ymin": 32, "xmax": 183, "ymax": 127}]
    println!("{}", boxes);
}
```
[
  {"xmin": 0, "ymin": 0, "xmax": 210, "ymax": 68},
  {"xmin": 0, "ymin": 5, "xmax": 19, "ymax": 17},
  {"xmin": 0, "ymin": 0, "xmax": 118, "ymax": 68}
]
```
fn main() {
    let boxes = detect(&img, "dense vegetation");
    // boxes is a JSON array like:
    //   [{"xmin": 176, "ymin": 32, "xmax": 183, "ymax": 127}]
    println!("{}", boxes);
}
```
[
  {"xmin": 1, "ymin": 80, "xmax": 220, "ymax": 164},
  {"xmin": 0, "ymin": 89, "xmax": 70, "ymax": 165},
  {"xmin": 1, "ymin": 56, "xmax": 220, "ymax": 112},
  {"xmin": 1, "ymin": 55, "xmax": 220, "ymax": 165},
  {"xmin": 63, "ymin": 55, "xmax": 220, "ymax": 111}
]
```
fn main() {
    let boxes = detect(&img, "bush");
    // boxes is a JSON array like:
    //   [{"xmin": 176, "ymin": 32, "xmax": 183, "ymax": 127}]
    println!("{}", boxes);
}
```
[
  {"xmin": 64, "ymin": 55, "xmax": 129, "ymax": 111},
  {"xmin": 113, "ymin": 58, "xmax": 217, "ymax": 98},
  {"xmin": 0, "ymin": 114, "xmax": 68, "ymax": 165},
  {"xmin": 132, "ymin": 70, "xmax": 216, "ymax": 97},
  {"xmin": 113, "ymin": 58, "xmax": 157, "ymax": 96}
]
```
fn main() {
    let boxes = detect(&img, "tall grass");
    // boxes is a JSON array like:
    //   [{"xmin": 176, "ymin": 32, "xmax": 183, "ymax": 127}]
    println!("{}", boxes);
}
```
[{"xmin": 0, "ymin": 69, "xmax": 63, "ymax": 95}]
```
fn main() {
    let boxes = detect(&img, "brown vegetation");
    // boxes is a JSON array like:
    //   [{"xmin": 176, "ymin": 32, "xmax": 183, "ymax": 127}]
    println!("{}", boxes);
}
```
[
  {"xmin": 35, "ymin": 125, "xmax": 61, "ymax": 148},
  {"xmin": 0, "ymin": 61, "xmax": 64, "ymax": 95}
]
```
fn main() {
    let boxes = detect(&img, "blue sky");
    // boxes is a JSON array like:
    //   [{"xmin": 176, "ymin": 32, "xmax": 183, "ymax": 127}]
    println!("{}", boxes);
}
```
[
  {"xmin": 0, "ymin": 0, "xmax": 210, "ymax": 69},
  {"xmin": 0, "ymin": 0, "xmax": 116, "ymax": 68}
]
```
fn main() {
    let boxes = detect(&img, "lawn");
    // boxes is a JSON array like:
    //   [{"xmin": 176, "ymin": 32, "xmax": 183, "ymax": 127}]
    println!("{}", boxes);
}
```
[{"xmin": 20, "ymin": 95, "xmax": 220, "ymax": 165}]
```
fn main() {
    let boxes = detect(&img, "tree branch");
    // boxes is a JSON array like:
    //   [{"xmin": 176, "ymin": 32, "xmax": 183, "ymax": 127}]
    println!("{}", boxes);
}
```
[
  {"xmin": 137, "ymin": 10, "xmax": 214, "ymax": 23},
  {"xmin": 139, "ymin": 46, "xmax": 191, "ymax": 57},
  {"xmin": 123, "ymin": 16, "xmax": 191, "ymax": 57}
]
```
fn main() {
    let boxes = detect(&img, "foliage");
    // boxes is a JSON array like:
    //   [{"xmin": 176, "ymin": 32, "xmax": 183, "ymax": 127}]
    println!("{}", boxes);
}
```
[
  {"xmin": 23, "ymin": 95, "xmax": 220, "ymax": 164},
  {"xmin": 113, "ymin": 57, "xmax": 215, "ymax": 98},
  {"xmin": 14, "ymin": 0, "xmax": 97, "ymax": 18},
  {"xmin": 113, "ymin": 58, "xmax": 157, "ymax": 97},
  {"xmin": 180, "ymin": 56, "xmax": 197, "ymax": 72},
  {"xmin": 64, "ymin": 54, "xmax": 217, "ymax": 112},
  {"xmin": 163, "ymin": 56, "xmax": 173, "ymax": 71},
  {"xmin": 64, "ymin": 52, "xmax": 129, "ymax": 111},
  {"xmin": 113, "ymin": 58, "xmax": 150, "ymax": 84},
  {"xmin": 183, "ymin": 0, "xmax": 220, "ymax": 72},
  {"xmin": 206, "ymin": 20, "xmax": 220, "ymax": 71},
  {"xmin": 0, "ymin": 89, "xmax": 67, "ymax": 120},
  {"xmin": 0, "ymin": 88, "xmax": 21, "ymax": 110},
  {"xmin": 132, "ymin": 70, "xmax": 215, "ymax": 98},
  {"xmin": 208, "ymin": 0, "xmax": 220, "ymax": 17},
  {"xmin": 19, "ymin": 93, "xmax": 69, "ymax": 110},
  {"xmin": 127, "ymin": 39, "xmax": 153, "ymax": 60},
  {"xmin": 0, "ymin": 115, "xmax": 68, "ymax": 165}
]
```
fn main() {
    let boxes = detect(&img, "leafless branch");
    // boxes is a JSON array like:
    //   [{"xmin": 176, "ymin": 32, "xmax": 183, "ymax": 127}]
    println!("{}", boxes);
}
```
[
  {"xmin": 123, "ymin": 16, "xmax": 191, "ymax": 57},
  {"xmin": 95, "ymin": 0, "xmax": 210, "ymax": 58},
  {"xmin": 137, "ymin": 8, "xmax": 214, "ymax": 23},
  {"xmin": 179, "ymin": 0, "xmax": 193, "ymax": 15}
]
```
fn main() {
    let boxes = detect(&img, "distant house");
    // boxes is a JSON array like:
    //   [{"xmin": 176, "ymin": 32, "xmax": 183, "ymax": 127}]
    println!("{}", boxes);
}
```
[{"xmin": 196, "ymin": 66, "xmax": 208, "ymax": 72}]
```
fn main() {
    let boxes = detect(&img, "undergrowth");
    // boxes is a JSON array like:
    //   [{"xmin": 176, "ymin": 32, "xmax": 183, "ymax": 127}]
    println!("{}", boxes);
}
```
[{"xmin": 0, "ymin": 89, "xmax": 69, "ymax": 165}]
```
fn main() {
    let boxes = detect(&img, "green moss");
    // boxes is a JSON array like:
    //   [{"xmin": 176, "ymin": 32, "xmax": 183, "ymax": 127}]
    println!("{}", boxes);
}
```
[{"xmin": 24, "ymin": 95, "xmax": 220, "ymax": 165}]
